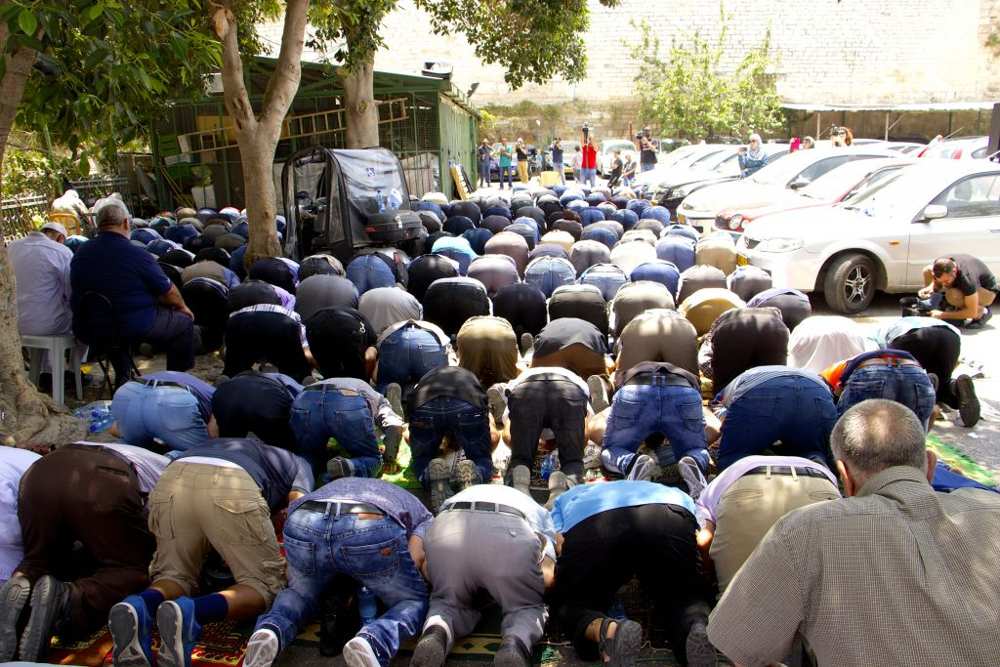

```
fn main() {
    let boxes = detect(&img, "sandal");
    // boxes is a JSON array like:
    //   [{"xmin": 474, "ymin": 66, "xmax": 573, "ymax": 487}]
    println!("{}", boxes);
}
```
[{"xmin": 597, "ymin": 617, "xmax": 642, "ymax": 667}]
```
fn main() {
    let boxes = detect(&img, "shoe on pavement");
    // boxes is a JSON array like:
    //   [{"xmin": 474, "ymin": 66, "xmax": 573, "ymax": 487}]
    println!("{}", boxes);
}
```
[
  {"xmin": 678, "ymin": 456, "xmax": 708, "ymax": 501},
  {"xmin": 327, "ymin": 457, "xmax": 353, "ymax": 480},
  {"xmin": 954, "ymin": 374, "xmax": 981, "ymax": 427},
  {"xmin": 452, "ymin": 459, "xmax": 481, "ymax": 492},
  {"xmin": 386, "ymin": 383, "xmax": 404, "ymax": 417},
  {"xmin": 519, "ymin": 332, "xmax": 534, "ymax": 356},
  {"xmin": 155, "ymin": 597, "xmax": 202, "ymax": 667},
  {"xmin": 244, "ymin": 628, "xmax": 281, "ymax": 667},
  {"xmin": 510, "ymin": 464, "xmax": 531, "ymax": 497},
  {"xmin": 599, "ymin": 618, "xmax": 642, "ymax": 667},
  {"xmin": 627, "ymin": 454, "xmax": 660, "ymax": 482},
  {"xmin": 546, "ymin": 471, "xmax": 576, "ymax": 510},
  {"xmin": 0, "ymin": 574, "xmax": 31, "ymax": 662},
  {"xmin": 587, "ymin": 375, "xmax": 609, "ymax": 413},
  {"xmin": 427, "ymin": 458, "xmax": 454, "ymax": 513},
  {"xmin": 19, "ymin": 575, "xmax": 69, "ymax": 662},
  {"xmin": 109, "ymin": 595, "xmax": 154, "ymax": 667},
  {"xmin": 965, "ymin": 306, "xmax": 992, "ymax": 329},
  {"xmin": 410, "ymin": 625, "xmax": 449, "ymax": 667},
  {"xmin": 685, "ymin": 619, "xmax": 718, "ymax": 667},
  {"xmin": 487, "ymin": 384, "xmax": 507, "ymax": 429},
  {"xmin": 494, "ymin": 635, "xmax": 531, "ymax": 667},
  {"xmin": 342, "ymin": 635, "xmax": 380, "ymax": 667}
]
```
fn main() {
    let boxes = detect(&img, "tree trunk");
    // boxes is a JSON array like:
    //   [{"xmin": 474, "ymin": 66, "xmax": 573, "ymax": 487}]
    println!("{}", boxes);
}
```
[
  {"xmin": 0, "ymin": 24, "xmax": 86, "ymax": 448},
  {"xmin": 213, "ymin": 0, "xmax": 309, "ymax": 266},
  {"xmin": 342, "ymin": 54, "xmax": 379, "ymax": 149}
]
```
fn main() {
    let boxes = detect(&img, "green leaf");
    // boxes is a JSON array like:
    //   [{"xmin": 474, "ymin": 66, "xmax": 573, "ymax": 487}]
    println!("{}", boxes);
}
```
[
  {"xmin": 85, "ymin": 3, "xmax": 105, "ymax": 23},
  {"xmin": 17, "ymin": 9, "xmax": 37, "ymax": 35}
]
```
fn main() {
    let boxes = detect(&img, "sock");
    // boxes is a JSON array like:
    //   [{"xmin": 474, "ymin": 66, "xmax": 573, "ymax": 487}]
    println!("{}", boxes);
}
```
[
  {"xmin": 192, "ymin": 593, "xmax": 229, "ymax": 624},
  {"xmin": 139, "ymin": 589, "xmax": 165, "ymax": 613}
]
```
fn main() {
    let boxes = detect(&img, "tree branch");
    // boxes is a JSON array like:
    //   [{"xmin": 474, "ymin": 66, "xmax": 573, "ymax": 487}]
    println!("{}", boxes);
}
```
[
  {"xmin": 212, "ymin": 3, "xmax": 256, "ymax": 135},
  {"xmin": 260, "ymin": 0, "xmax": 310, "ymax": 139}
]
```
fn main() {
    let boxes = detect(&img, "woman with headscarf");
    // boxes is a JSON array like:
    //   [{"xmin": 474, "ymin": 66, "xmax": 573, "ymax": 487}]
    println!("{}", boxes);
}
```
[{"xmin": 737, "ymin": 133, "xmax": 768, "ymax": 178}]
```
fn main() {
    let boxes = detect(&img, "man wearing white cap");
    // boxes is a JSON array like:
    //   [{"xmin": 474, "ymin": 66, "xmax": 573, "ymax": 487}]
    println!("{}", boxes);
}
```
[{"xmin": 8, "ymin": 221, "xmax": 73, "ymax": 340}]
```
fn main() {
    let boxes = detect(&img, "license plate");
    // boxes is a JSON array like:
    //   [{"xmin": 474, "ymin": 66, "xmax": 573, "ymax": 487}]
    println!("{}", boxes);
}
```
[
  {"xmin": 677, "ymin": 213, "xmax": 686, "ymax": 224},
  {"xmin": 737, "ymin": 253, "xmax": 749, "ymax": 266}
]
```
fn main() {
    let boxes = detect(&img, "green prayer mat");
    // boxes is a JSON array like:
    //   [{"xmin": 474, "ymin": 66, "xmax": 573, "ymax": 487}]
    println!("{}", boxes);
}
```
[{"xmin": 926, "ymin": 433, "xmax": 998, "ymax": 487}]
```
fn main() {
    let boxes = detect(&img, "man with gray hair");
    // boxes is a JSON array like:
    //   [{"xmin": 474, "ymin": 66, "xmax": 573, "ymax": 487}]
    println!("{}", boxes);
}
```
[
  {"xmin": 707, "ymin": 399, "xmax": 1000, "ymax": 666},
  {"xmin": 70, "ymin": 204, "xmax": 196, "ymax": 378}
]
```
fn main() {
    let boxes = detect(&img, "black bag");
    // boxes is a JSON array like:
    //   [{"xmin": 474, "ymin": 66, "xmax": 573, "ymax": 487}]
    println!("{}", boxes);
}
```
[{"xmin": 365, "ymin": 209, "xmax": 423, "ymax": 244}]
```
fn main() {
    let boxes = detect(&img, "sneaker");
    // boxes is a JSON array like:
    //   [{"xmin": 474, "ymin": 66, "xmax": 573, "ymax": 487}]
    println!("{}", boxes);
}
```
[
  {"xmin": 386, "ymin": 383, "xmax": 404, "ymax": 417},
  {"xmin": 427, "ymin": 458, "xmax": 454, "ymax": 513},
  {"xmin": 599, "ymin": 618, "xmax": 642, "ymax": 667},
  {"xmin": 493, "ymin": 635, "xmax": 531, "ymax": 667},
  {"xmin": 453, "ymin": 459, "xmax": 481, "ymax": 492},
  {"xmin": 678, "ymin": 456, "xmax": 708, "ymax": 501},
  {"xmin": 510, "ymin": 464, "xmax": 531, "ymax": 497},
  {"xmin": 966, "ymin": 307, "xmax": 993, "ymax": 329},
  {"xmin": 926, "ymin": 372, "xmax": 940, "ymax": 395},
  {"xmin": 0, "ymin": 575, "xmax": 31, "ymax": 662},
  {"xmin": 410, "ymin": 625, "xmax": 449, "ymax": 667},
  {"xmin": 587, "ymin": 375, "xmax": 610, "ymax": 413},
  {"xmin": 327, "ymin": 457, "xmax": 353, "ymax": 480},
  {"xmin": 18, "ymin": 575, "xmax": 69, "ymax": 662},
  {"xmin": 685, "ymin": 620, "xmax": 718, "ymax": 667},
  {"xmin": 954, "ymin": 374, "xmax": 981, "ymax": 428},
  {"xmin": 109, "ymin": 596, "xmax": 154, "ymax": 667},
  {"xmin": 627, "ymin": 454, "xmax": 660, "ymax": 482},
  {"xmin": 487, "ymin": 384, "xmax": 507, "ymax": 429},
  {"xmin": 519, "ymin": 332, "xmax": 534, "ymax": 356},
  {"xmin": 546, "ymin": 471, "xmax": 575, "ymax": 510},
  {"xmin": 244, "ymin": 628, "xmax": 281, "ymax": 667},
  {"xmin": 155, "ymin": 597, "xmax": 202, "ymax": 667},
  {"xmin": 342, "ymin": 635, "xmax": 380, "ymax": 667}
]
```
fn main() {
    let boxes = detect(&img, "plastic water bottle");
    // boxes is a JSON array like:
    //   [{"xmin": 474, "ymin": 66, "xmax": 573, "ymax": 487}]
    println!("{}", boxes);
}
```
[
  {"xmin": 72, "ymin": 401, "xmax": 114, "ymax": 433},
  {"xmin": 358, "ymin": 586, "xmax": 377, "ymax": 625},
  {"xmin": 540, "ymin": 450, "xmax": 559, "ymax": 481}
]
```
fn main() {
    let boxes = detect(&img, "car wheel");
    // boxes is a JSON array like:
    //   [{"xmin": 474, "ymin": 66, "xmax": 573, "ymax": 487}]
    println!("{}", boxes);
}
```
[{"xmin": 823, "ymin": 253, "xmax": 877, "ymax": 314}]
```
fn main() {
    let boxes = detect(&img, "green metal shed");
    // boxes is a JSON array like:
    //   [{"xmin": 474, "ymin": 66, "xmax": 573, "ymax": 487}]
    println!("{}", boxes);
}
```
[{"xmin": 151, "ymin": 57, "xmax": 479, "ymax": 210}]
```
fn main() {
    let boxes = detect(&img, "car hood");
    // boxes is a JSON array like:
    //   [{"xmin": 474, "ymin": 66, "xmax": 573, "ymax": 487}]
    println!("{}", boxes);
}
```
[
  {"xmin": 718, "ymin": 190, "xmax": 823, "ymax": 219},
  {"xmin": 741, "ymin": 205, "xmax": 872, "ymax": 242},
  {"xmin": 681, "ymin": 181, "xmax": 786, "ymax": 213},
  {"xmin": 641, "ymin": 166, "xmax": 721, "ymax": 188}
]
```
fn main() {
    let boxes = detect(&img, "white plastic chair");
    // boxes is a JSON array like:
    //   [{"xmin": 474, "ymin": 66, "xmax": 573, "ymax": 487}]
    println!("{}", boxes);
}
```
[{"xmin": 22, "ymin": 335, "xmax": 85, "ymax": 406}]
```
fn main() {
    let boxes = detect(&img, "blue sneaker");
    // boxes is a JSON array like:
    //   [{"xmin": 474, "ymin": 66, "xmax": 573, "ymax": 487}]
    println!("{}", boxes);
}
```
[
  {"xmin": 155, "ymin": 597, "xmax": 202, "ymax": 667},
  {"xmin": 109, "ymin": 595, "xmax": 154, "ymax": 667}
]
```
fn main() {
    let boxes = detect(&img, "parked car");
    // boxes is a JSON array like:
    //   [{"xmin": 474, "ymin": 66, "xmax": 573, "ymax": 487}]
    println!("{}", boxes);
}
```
[
  {"xmin": 598, "ymin": 139, "xmax": 639, "ymax": 176},
  {"xmin": 713, "ymin": 156, "xmax": 912, "ymax": 234},
  {"xmin": 736, "ymin": 159, "xmax": 1000, "ymax": 313},
  {"xmin": 631, "ymin": 144, "xmax": 731, "ymax": 190},
  {"xmin": 676, "ymin": 147, "xmax": 899, "ymax": 231},
  {"xmin": 918, "ymin": 136, "xmax": 990, "ymax": 160}
]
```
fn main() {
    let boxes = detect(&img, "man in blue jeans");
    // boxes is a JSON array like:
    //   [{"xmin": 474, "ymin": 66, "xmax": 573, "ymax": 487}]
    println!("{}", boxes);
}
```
[
  {"xmin": 110, "ymin": 371, "xmax": 215, "ymax": 453},
  {"xmin": 824, "ymin": 349, "xmax": 937, "ymax": 430},
  {"xmin": 600, "ymin": 362, "xmax": 709, "ymax": 497},
  {"xmin": 374, "ymin": 320, "xmax": 449, "ymax": 398},
  {"xmin": 244, "ymin": 478, "xmax": 431, "ymax": 667},
  {"xmin": 290, "ymin": 378, "xmax": 404, "ymax": 479},
  {"xmin": 715, "ymin": 366, "xmax": 838, "ymax": 471},
  {"xmin": 407, "ymin": 366, "xmax": 498, "ymax": 511}
]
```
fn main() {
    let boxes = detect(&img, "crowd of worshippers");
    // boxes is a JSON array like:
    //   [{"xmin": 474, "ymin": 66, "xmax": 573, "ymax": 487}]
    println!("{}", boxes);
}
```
[{"xmin": 3, "ymin": 184, "xmax": 1000, "ymax": 667}]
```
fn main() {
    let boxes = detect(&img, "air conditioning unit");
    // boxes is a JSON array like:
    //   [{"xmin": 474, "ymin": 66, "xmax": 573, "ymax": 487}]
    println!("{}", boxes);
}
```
[
  {"xmin": 205, "ymin": 73, "xmax": 224, "ymax": 95},
  {"xmin": 421, "ymin": 61, "xmax": 453, "ymax": 80}
]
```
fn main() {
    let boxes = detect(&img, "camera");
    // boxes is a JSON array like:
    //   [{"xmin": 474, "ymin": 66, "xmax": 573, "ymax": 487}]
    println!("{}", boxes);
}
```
[{"xmin": 582, "ymin": 123, "xmax": 590, "ymax": 140}]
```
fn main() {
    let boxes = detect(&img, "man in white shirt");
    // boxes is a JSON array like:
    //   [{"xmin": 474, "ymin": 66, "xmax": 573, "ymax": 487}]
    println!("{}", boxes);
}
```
[{"xmin": 8, "ymin": 222, "xmax": 73, "ymax": 338}]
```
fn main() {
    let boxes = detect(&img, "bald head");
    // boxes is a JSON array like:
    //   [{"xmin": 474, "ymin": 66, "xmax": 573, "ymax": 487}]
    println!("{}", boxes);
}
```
[{"xmin": 831, "ymin": 399, "xmax": 927, "ymax": 483}]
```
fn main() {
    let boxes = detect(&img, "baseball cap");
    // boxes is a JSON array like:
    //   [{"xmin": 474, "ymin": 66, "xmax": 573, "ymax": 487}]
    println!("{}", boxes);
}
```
[{"xmin": 40, "ymin": 222, "xmax": 67, "ymax": 237}]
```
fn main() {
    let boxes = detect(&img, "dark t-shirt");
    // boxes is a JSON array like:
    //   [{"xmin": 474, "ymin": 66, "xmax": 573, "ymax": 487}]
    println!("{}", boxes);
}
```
[
  {"xmin": 639, "ymin": 138, "xmax": 657, "ymax": 165},
  {"xmin": 950, "ymin": 254, "xmax": 999, "ymax": 296},
  {"xmin": 477, "ymin": 145, "xmax": 492, "ymax": 161},
  {"xmin": 551, "ymin": 145, "xmax": 564, "ymax": 164},
  {"xmin": 70, "ymin": 231, "xmax": 172, "ymax": 336},
  {"xmin": 409, "ymin": 366, "xmax": 487, "ymax": 411},
  {"xmin": 534, "ymin": 317, "xmax": 608, "ymax": 357},
  {"xmin": 516, "ymin": 147, "xmax": 528, "ymax": 161}
]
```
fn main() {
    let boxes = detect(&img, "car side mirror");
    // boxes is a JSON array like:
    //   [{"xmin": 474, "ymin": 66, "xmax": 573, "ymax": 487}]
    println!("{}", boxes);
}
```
[
  {"xmin": 788, "ymin": 175, "xmax": 810, "ymax": 190},
  {"xmin": 919, "ymin": 204, "xmax": 948, "ymax": 221}
]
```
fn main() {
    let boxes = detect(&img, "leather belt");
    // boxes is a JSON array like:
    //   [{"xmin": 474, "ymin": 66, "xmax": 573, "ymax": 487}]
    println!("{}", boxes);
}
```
[
  {"xmin": 746, "ymin": 465, "xmax": 831, "ymax": 479},
  {"xmin": 443, "ymin": 501, "xmax": 525, "ymax": 520},
  {"xmin": 855, "ymin": 357, "xmax": 921, "ymax": 371},
  {"xmin": 300, "ymin": 500, "xmax": 384, "ymax": 517},
  {"xmin": 625, "ymin": 372, "xmax": 695, "ymax": 390}
]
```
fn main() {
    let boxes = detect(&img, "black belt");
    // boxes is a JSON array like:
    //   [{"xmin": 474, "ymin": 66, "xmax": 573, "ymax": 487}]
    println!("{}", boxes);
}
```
[
  {"xmin": 746, "ymin": 465, "xmax": 831, "ymax": 479},
  {"xmin": 443, "ymin": 501, "xmax": 525, "ymax": 520},
  {"xmin": 625, "ymin": 372, "xmax": 696, "ymax": 390},
  {"xmin": 300, "ymin": 500, "xmax": 384, "ymax": 517}
]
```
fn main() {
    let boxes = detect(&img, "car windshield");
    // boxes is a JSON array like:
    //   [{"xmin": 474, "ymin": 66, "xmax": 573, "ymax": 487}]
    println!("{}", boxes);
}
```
[
  {"xmin": 840, "ymin": 170, "xmax": 911, "ymax": 217},
  {"xmin": 602, "ymin": 140, "xmax": 635, "ymax": 154},
  {"xmin": 749, "ymin": 151, "xmax": 820, "ymax": 186},
  {"xmin": 688, "ymin": 149, "xmax": 727, "ymax": 168},
  {"xmin": 799, "ymin": 162, "xmax": 898, "ymax": 200}
]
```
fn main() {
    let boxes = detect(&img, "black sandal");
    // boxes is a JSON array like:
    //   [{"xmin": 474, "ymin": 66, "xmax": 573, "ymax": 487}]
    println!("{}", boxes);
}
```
[{"xmin": 597, "ymin": 617, "xmax": 642, "ymax": 667}]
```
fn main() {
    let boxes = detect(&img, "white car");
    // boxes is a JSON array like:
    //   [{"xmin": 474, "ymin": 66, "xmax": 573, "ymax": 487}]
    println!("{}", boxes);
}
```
[
  {"xmin": 737, "ymin": 160, "xmax": 1000, "ymax": 313},
  {"xmin": 919, "ymin": 136, "xmax": 990, "ymax": 160},
  {"xmin": 598, "ymin": 139, "xmax": 638, "ymax": 176},
  {"xmin": 676, "ymin": 147, "xmax": 899, "ymax": 231}
]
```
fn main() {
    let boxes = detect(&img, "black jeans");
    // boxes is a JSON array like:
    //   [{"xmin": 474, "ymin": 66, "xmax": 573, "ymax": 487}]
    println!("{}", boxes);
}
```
[
  {"xmin": 224, "ymin": 311, "xmax": 311, "ymax": 382},
  {"xmin": 143, "ymin": 307, "xmax": 195, "ymax": 371},
  {"xmin": 507, "ymin": 374, "xmax": 588, "ymax": 478},
  {"xmin": 552, "ymin": 504, "xmax": 711, "ymax": 664},
  {"xmin": 891, "ymin": 326, "xmax": 962, "ymax": 406},
  {"xmin": 17, "ymin": 445, "xmax": 155, "ymax": 637}
]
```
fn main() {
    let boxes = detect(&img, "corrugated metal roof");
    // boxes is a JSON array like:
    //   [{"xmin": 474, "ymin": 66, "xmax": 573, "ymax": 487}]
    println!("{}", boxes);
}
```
[{"xmin": 783, "ymin": 101, "xmax": 998, "ymax": 112}]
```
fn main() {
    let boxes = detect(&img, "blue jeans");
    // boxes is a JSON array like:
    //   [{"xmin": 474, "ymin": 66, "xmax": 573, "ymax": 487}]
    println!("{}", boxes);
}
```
[
  {"xmin": 838, "ymin": 363, "xmax": 936, "ymax": 429},
  {"xmin": 375, "ymin": 326, "xmax": 448, "ymax": 396},
  {"xmin": 580, "ymin": 266, "xmax": 628, "ymax": 301},
  {"xmin": 290, "ymin": 388, "xmax": 381, "ymax": 477},
  {"xmin": 409, "ymin": 397, "xmax": 493, "ymax": 485},
  {"xmin": 256, "ymin": 510, "xmax": 428, "ymax": 666},
  {"xmin": 581, "ymin": 168, "xmax": 597, "ymax": 187},
  {"xmin": 718, "ymin": 375, "xmax": 838, "ymax": 470},
  {"xmin": 111, "ymin": 381, "xmax": 208, "ymax": 452},
  {"xmin": 602, "ymin": 379, "xmax": 709, "ymax": 474},
  {"xmin": 478, "ymin": 160, "xmax": 490, "ymax": 186},
  {"xmin": 500, "ymin": 165, "xmax": 514, "ymax": 188},
  {"xmin": 641, "ymin": 163, "xmax": 655, "ymax": 173},
  {"xmin": 552, "ymin": 161, "xmax": 565, "ymax": 184}
]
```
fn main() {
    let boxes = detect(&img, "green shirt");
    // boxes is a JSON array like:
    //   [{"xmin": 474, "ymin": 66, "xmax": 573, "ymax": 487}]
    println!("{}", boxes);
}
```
[{"xmin": 497, "ymin": 143, "xmax": 512, "ymax": 167}]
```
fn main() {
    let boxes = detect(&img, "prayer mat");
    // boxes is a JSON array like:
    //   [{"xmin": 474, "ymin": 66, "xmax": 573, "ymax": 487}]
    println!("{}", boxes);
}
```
[{"xmin": 927, "ymin": 432, "xmax": 998, "ymax": 488}]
